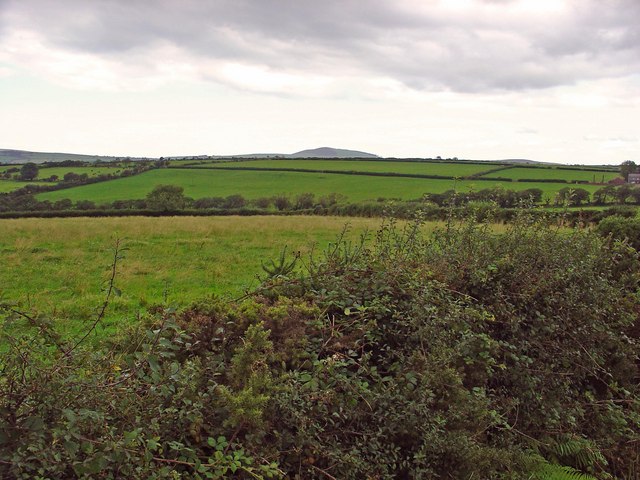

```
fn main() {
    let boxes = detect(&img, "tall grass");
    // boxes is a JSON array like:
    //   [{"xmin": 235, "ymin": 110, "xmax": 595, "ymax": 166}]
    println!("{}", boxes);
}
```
[{"xmin": 0, "ymin": 216, "xmax": 392, "ymax": 338}]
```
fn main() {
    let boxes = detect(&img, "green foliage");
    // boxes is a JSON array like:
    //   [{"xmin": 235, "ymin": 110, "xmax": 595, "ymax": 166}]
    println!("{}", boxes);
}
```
[
  {"xmin": 597, "ymin": 214, "xmax": 640, "ymax": 250},
  {"xmin": 19, "ymin": 162, "xmax": 39, "ymax": 181},
  {"xmin": 1, "ymin": 214, "xmax": 639, "ymax": 478},
  {"xmin": 35, "ymin": 167, "xmax": 605, "ymax": 204},
  {"xmin": 620, "ymin": 160, "xmax": 637, "ymax": 181},
  {"xmin": 146, "ymin": 184, "xmax": 189, "ymax": 211},
  {"xmin": 535, "ymin": 462, "xmax": 598, "ymax": 480},
  {"xmin": 261, "ymin": 246, "xmax": 299, "ymax": 279}
]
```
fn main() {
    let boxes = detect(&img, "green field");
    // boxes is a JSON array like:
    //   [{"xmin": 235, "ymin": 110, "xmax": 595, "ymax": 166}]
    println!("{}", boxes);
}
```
[
  {"xmin": 0, "ymin": 215, "xmax": 387, "ymax": 337},
  {"xmin": 37, "ymin": 165, "xmax": 125, "ymax": 180},
  {"xmin": 0, "ymin": 180, "xmax": 32, "ymax": 192},
  {"xmin": 189, "ymin": 159, "xmax": 496, "ymax": 177},
  {"xmin": 36, "ymin": 168, "xmax": 605, "ymax": 204},
  {"xmin": 482, "ymin": 166, "xmax": 619, "ymax": 183}
]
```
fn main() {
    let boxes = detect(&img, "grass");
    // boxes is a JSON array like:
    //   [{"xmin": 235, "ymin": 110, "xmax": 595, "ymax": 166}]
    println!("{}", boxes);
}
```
[
  {"xmin": 187, "ymin": 159, "xmax": 495, "ymax": 177},
  {"xmin": 37, "ymin": 166, "xmax": 125, "ymax": 180},
  {"xmin": 0, "ymin": 180, "xmax": 33, "ymax": 192},
  {"xmin": 481, "ymin": 166, "xmax": 619, "ymax": 183},
  {"xmin": 36, "ymin": 168, "xmax": 606, "ymax": 204},
  {"xmin": 0, "ymin": 215, "xmax": 392, "ymax": 338}
]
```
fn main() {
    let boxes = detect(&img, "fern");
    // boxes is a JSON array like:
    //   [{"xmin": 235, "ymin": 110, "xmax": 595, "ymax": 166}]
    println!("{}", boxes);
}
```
[
  {"xmin": 261, "ymin": 246, "xmax": 298, "ymax": 279},
  {"xmin": 535, "ymin": 463, "xmax": 598, "ymax": 480},
  {"xmin": 546, "ymin": 436, "xmax": 608, "ymax": 471}
]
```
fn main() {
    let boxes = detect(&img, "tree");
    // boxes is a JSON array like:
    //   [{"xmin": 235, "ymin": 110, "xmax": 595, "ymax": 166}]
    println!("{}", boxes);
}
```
[
  {"xmin": 294, "ymin": 192, "xmax": 315, "ymax": 210},
  {"xmin": 628, "ymin": 186, "xmax": 640, "ymax": 205},
  {"xmin": 570, "ymin": 187, "xmax": 590, "ymax": 206},
  {"xmin": 614, "ymin": 184, "xmax": 633, "ymax": 204},
  {"xmin": 223, "ymin": 194, "xmax": 246, "ymax": 209},
  {"xmin": 19, "ymin": 163, "xmax": 39, "ymax": 181},
  {"xmin": 593, "ymin": 185, "xmax": 616, "ymax": 205},
  {"xmin": 620, "ymin": 160, "xmax": 637, "ymax": 181},
  {"xmin": 272, "ymin": 194, "xmax": 291, "ymax": 211},
  {"xmin": 146, "ymin": 184, "xmax": 188, "ymax": 211},
  {"xmin": 555, "ymin": 187, "xmax": 590, "ymax": 206}
]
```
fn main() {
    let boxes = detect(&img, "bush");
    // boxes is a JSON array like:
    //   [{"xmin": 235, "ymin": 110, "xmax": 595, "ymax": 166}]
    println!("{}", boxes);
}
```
[
  {"xmin": 1, "ymin": 215, "xmax": 638, "ymax": 478},
  {"xmin": 597, "ymin": 215, "xmax": 640, "ymax": 250}
]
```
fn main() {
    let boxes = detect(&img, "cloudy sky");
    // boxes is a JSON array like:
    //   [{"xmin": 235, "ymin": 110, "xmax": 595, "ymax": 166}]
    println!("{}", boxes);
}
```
[{"xmin": 0, "ymin": 0, "xmax": 638, "ymax": 164}]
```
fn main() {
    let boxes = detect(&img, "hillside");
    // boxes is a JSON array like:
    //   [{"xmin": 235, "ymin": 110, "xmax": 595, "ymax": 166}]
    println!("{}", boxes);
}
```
[
  {"xmin": 289, "ymin": 147, "xmax": 379, "ymax": 158},
  {"xmin": 0, "ymin": 149, "xmax": 138, "ymax": 164}
]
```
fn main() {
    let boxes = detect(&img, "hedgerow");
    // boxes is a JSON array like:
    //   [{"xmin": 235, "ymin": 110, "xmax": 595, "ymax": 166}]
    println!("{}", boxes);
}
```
[{"xmin": 1, "ymin": 213, "xmax": 638, "ymax": 478}]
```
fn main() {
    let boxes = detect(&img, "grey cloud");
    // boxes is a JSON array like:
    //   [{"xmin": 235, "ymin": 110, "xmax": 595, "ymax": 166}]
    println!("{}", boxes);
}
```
[{"xmin": 2, "ymin": 0, "xmax": 639, "ymax": 92}]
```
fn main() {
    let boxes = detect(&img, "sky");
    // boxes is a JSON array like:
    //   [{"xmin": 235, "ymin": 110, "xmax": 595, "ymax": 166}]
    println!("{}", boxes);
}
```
[{"xmin": 0, "ymin": 0, "xmax": 638, "ymax": 164}]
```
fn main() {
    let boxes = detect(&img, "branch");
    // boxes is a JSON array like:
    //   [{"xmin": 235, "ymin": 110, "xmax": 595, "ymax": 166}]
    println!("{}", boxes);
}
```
[{"xmin": 66, "ymin": 238, "xmax": 123, "ymax": 355}]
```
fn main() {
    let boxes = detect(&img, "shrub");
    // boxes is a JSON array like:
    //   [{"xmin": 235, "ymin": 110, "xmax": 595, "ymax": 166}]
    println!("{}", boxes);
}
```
[
  {"xmin": 1, "ymin": 215, "xmax": 638, "ymax": 478},
  {"xmin": 597, "ymin": 215, "xmax": 640, "ymax": 250}
]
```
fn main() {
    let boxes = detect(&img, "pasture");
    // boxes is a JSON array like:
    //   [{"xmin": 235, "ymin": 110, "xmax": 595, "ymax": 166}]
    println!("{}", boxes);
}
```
[
  {"xmin": 189, "ymin": 158, "xmax": 497, "ymax": 177},
  {"xmin": 37, "ymin": 165, "xmax": 125, "ymax": 180},
  {"xmin": 36, "ymin": 168, "xmax": 605, "ymax": 204},
  {"xmin": 0, "ymin": 180, "xmax": 33, "ymax": 192},
  {"xmin": 483, "ymin": 166, "xmax": 619, "ymax": 183},
  {"xmin": 0, "ymin": 215, "xmax": 387, "ymax": 337}
]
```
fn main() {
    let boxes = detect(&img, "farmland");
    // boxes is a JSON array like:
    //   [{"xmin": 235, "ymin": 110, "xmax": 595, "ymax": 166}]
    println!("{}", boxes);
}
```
[
  {"xmin": 35, "ymin": 166, "xmax": 606, "ymax": 204},
  {"xmin": 0, "ymin": 180, "xmax": 32, "ymax": 192},
  {"xmin": 37, "ymin": 165, "xmax": 125, "ymax": 180},
  {"xmin": 483, "ymin": 166, "xmax": 619, "ymax": 182},
  {"xmin": 187, "ymin": 158, "xmax": 499, "ymax": 177},
  {"xmin": 0, "ymin": 215, "xmax": 386, "ymax": 337}
]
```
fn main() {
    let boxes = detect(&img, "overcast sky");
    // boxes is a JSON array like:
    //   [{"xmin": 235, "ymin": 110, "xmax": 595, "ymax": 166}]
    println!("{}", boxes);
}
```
[{"xmin": 1, "ymin": 0, "xmax": 638, "ymax": 164}]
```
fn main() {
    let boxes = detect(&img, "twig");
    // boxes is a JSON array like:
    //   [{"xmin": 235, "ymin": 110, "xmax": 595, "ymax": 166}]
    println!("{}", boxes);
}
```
[
  {"xmin": 66, "ymin": 238, "xmax": 123, "ymax": 356},
  {"xmin": 311, "ymin": 464, "xmax": 338, "ymax": 480}
]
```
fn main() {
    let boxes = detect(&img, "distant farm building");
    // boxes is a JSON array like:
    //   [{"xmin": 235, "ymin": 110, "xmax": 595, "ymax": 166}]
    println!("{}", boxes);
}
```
[{"xmin": 628, "ymin": 174, "xmax": 640, "ymax": 184}]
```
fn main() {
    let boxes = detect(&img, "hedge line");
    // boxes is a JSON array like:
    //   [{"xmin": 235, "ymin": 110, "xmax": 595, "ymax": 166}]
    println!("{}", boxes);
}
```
[{"xmin": 0, "ymin": 204, "xmax": 634, "ymax": 226}]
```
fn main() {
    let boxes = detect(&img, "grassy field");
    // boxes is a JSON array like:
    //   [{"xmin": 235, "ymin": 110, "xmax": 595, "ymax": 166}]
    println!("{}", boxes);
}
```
[
  {"xmin": 37, "ymin": 165, "xmax": 125, "ymax": 180},
  {"xmin": 482, "ymin": 167, "xmax": 619, "ymax": 183},
  {"xmin": 188, "ymin": 159, "xmax": 496, "ymax": 177},
  {"xmin": 0, "ymin": 216, "xmax": 390, "ymax": 338},
  {"xmin": 36, "ymin": 168, "xmax": 605, "ymax": 204},
  {"xmin": 0, "ymin": 180, "xmax": 33, "ymax": 192}
]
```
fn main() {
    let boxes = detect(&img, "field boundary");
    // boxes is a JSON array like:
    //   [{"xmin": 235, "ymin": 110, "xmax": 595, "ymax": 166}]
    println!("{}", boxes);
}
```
[{"xmin": 169, "ymin": 164, "xmax": 609, "ymax": 185}]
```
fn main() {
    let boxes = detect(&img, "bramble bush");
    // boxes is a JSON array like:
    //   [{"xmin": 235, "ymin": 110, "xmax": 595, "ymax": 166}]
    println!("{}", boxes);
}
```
[{"xmin": 1, "ymin": 212, "xmax": 639, "ymax": 478}]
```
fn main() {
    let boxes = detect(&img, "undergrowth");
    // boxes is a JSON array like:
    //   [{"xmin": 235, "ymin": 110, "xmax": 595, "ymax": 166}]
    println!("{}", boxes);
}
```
[{"xmin": 1, "ymin": 211, "xmax": 639, "ymax": 478}]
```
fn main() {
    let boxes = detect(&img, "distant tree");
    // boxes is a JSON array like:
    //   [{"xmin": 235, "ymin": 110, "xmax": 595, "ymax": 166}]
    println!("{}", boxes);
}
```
[
  {"xmin": 146, "ymin": 185, "xmax": 188, "ymax": 211},
  {"xmin": 629, "ymin": 187, "xmax": 640, "ymax": 205},
  {"xmin": 518, "ymin": 188, "xmax": 543, "ymax": 204},
  {"xmin": 223, "ymin": 194, "xmax": 246, "ymax": 209},
  {"xmin": 194, "ymin": 197, "xmax": 225, "ymax": 209},
  {"xmin": 318, "ymin": 193, "xmax": 343, "ymax": 208},
  {"xmin": 19, "ymin": 163, "xmax": 39, "ymax": 181},
  {"xmin": 63, "ymin": 172, "xmax": 81, "ymax": 183},
  {"xmin": 76, "ymin": 200, "xmax": 96, "ymax": 210},
  {"xmin": 620, "ymin": 160, "xmax": 637, "ymax": 181},
  {"xmin": 555, "ymin": 187, "xmax": 590, "ymax": 206},
  {"xmin": 295, "ymin": 193, "xmax": 315, "ymax": 210},
  {"xmin": 614, "ymin": 184, "xmax": 633, "ymax": 204},
  {"xmin": 593, "ymin": 185, "xmax": 616, "ymax": 205},
  {"xmin": 570, "ymin": 188, "xmax": 590, "ymax": 206},
  {"xmin": 253, "ymin": 197, "xmax": 272, "ymax": 209},
  {"xmin": 272, "ymin": 194, "xmax": 292, "ymax": 211},
  {"xmin": 53, "ymin": 199, "xmax": 73, "ymax": 210}
]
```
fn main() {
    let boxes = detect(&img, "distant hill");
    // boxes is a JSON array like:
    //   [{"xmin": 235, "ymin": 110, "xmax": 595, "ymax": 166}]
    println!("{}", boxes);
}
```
[
  {"xmin": 289, "ymin": 147, "xmax": 379, "ymax": 159},
  {"xmin": 0, "ymin": 149, "xmax": 144, "ymax": 164}
]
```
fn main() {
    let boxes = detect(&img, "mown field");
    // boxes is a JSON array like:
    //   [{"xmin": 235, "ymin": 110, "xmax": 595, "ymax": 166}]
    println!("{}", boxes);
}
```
[
  {"xmin": 0, "ymin": 180, "xmax": 31, "ymax": 192},
  {"xmin": 188, "ymin": 159, "xmax": 498, "ymax": 177},
  {"xmin": 0, "ymin": 215, "xmax": 388, "ymax": 338},
  {"xmin": 37, "ymin": 165, "xmax": 125, "ymax": 179},
  {"xmin": 483, "ymin": 166, "xmax": 619, "ymax": 183},
  {"xmin": 36, "ymin": 167, "xmax": 605, "ymax": 204}
]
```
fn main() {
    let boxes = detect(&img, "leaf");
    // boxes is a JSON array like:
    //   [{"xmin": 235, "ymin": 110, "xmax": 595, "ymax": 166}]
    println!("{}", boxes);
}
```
[{"xmin": 23, "ymin": 416, "xmax": 45, "ymax": 432}]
